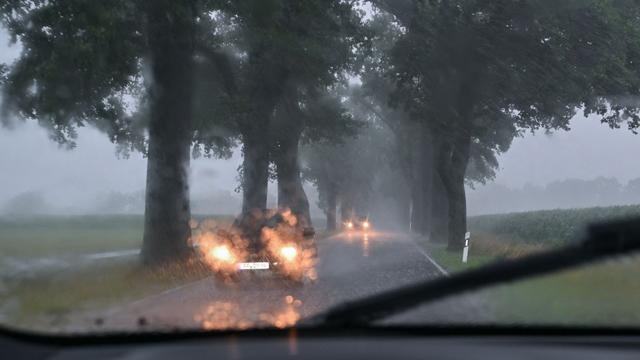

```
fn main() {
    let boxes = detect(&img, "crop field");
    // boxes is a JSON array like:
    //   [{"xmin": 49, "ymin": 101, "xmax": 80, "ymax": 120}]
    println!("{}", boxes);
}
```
[
  {"xmin": 425, "ymin": 205, "xmax": 640, "ymax": 326},
  {"xmin": 467, "ymin": 204, "xmax": 640, "ymax": 245}
]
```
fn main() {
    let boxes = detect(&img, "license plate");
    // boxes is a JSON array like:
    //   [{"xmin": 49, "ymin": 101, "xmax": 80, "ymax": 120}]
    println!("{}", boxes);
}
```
[{"xmin": 238, "ymin": 262, "xmax": 270, "ymax": 270}]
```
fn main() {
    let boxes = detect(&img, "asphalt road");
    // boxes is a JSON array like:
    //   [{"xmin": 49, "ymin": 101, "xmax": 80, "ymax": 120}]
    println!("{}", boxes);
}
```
[{"xmin": 92, "ymin": 230, "xmax": 491, "ymax": 331}]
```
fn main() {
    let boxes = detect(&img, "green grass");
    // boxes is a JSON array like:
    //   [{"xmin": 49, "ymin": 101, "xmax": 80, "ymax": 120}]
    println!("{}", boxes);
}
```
[
  {"xmin": 488, "ymin": 257, "xmax": 640, "ymax": 326},
  {"xmin": 423, "ymin": 243, "xmax": 495, "ymax": 272},
  {"xmin": 0, "ymin": 215, "xmax": 144, "ymax": 259},
  {"xmin": 423, "ymin": 205, "xmax": 640, "ymax": 327},
  {"xmin": 0, "ymin": 214, "xmax": 234, "ymax": 330},
  {"xmin": 0, "ymin": 214, "xmax": 237, "ymax": 259},
  {"xmin": 422, "ymin": 233, "xmax": 545, "ymax": 273},
  {"xmin": 1, "ymin": 257, "xmax": 214, "ymax": 330},
  {"xmin": 468, "ymin": 204, "xmax": 640, "ymax": 245}
]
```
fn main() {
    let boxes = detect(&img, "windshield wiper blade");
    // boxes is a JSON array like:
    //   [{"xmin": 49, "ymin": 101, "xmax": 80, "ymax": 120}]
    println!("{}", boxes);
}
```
[{"xmin": 305, "ymin": 217, "xmax": 640, "ymax": 327}]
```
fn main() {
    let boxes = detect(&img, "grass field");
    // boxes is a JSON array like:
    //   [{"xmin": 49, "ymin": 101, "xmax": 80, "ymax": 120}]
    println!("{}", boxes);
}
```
[
  {"xmin": 487, "ymin": 256, "xmax": 640, "ymax": 326},
  {"xmin": 1, "ymin": 257, "xmax": 214, "ymax": 330},
  {"xmin": 0, "ymin": 214, "xmax": 233, "ymax": 330},
  {"xmin": 0, "ymin": 214, "xmax": 239, "ymax": 259},
  {"xmin": 468, "ymin": 204, "xmax": 640, "ymax": 245},
  {"xmin": 424, "ymin": 205, "xmax": 640, "ymax": 327}
]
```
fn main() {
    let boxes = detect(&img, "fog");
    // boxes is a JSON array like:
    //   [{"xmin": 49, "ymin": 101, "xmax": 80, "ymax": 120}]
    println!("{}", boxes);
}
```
[
  {"xmin": 0, "ymin": 122, "xmax": 235, "ymax": 213},
  {"xmin": 2, "ymin": 115, "xmax": 639, "ymax": 217},
  {"xmin": 490, "ymin": 115, "xmax": 640, "ymax": 188},
  {"xmin": 2, "ymin": 28, "xmax": 640, "ymax": 218}
]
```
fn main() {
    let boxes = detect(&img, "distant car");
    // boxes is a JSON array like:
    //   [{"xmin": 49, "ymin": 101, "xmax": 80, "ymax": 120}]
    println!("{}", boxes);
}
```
[
  {"xmin": 205, "ymin": 209, "xmax": 317, "ymax": 285},
  {"xmin": 345, "ymin": 216, "xmax": 371, "ymax": 231}
]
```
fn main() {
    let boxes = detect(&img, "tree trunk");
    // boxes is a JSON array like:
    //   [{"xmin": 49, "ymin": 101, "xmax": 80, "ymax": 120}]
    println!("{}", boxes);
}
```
[
  {"xmin": 407, "ymin": 126, "xmax": 423, "ymax": 234},
  {"xmin": 409, "ymin": 124, "xmax": 437, "ymax": 237},
  {"xmin": 430, "ymin": 168, "xmax": 450, "ymax": 243},
  {"xmin": 420, "ymin": 125, "xmax": 437, "ymax": 236},
  {"xmin": 398, "ymin": 191, "xmax": 411, "ymax": 230},
  {"xmin": 430, "ymin": 136, "xmax": 450, "ymax": 244},
  {"xmin": 410, "ymin": 179, "xmax": 426, "ymax": 234},
  {"xmin": 441, "ymin": 62, "xmax": 482, "ymax": 250},
  {"xmin": 240, "ymin": 49, "xmax": 287, "ymax": 215},
  {"xmin": 340, "ymin": 195, "xmax": 354, "ymax": 224},
  {"xmin": 275, "ymin": 127, "xmax": 312, "ymax": 228},
  {"xmin": 141, "ymin": 0, "xmax": 195, "ymax": 265},
  {"xmin": 241, "ymin": 128, "xmax": 270, "ymax": 213},
  {"xmin": 440, "ymin": 134, "xmax": 471, "ymax": 251},
  {"xmin": 325, "ymin": 182, "xmax": 337, "ymax": 231}
]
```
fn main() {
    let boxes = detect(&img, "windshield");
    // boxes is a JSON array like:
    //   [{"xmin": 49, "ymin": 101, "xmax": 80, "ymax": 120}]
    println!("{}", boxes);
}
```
[{"xmin": 1, "ymin": 0, "xmax": 640, "ymax": 334}]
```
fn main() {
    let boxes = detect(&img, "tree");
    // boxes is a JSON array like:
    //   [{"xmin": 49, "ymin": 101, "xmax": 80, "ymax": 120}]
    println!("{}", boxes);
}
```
[
  {"xmin": 303, "ymin": 136, "xmax": 379, "ymax": 230},
  {"xmin": 373, "ymin": 0, "xmax": 640, "ymax": 250},
  {"xmin": 301, "ymin": 87, "xmax": 400, "ymax": 231},
  {"xmin": 271, "ymin": 89, "xmax": 313, "ymax": 226},
  {"xmin": 272, "ymin": 85, "xmax": 363, "ymax": 227},
  {"xmin": 140, "ymin": 0, "xmax": 198, "ymax": 264},
  {"xmin": 298, "ymin": 88, "xmax": 363, "ymax": 229},
  {"xmin": 222, "ymin": 0, "xmax": 364, "ymax": 220},
  {"xmin": 0, "ymin": 0, "xmax": 230, "ymax": 264}
]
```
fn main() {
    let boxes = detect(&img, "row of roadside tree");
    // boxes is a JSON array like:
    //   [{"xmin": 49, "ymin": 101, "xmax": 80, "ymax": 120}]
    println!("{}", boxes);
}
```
[{"xmin": 2, "ymin": 0, "xmax": 640, "ymax": 262}]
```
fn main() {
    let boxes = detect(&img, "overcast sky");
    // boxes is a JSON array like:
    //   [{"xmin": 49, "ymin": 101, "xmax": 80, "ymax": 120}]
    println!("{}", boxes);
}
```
[
  {"xmin": 491, "ymin": 116, "xmax": 640, "ymax": 188},
  {"xmin": 2, "ymin": 28, "xmax": 640, "ymax": 213}
]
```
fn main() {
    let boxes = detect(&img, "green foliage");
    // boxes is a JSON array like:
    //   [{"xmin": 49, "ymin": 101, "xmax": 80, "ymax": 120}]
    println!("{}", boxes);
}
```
[
  {"xmin": 387, "ymin": 0, "xmax": 640, "ymax": 133},
  {"xmin": 361, "ymin": 7, "xmax": 518, "ymax": 186},
  {"xmin": 373, "ymin": 0, "xmax": 640, "ymax": 188},
  {"xmin": 1, "ymin": 0, "xmax": 144, "ymax": 147},
  {"xmin": 298, "ymin": 86, "xmax": 365, "ymax": 145},
  {"xmin": 468, "ymin": 205, "xmax": 640, "ymax": 245},
  {"xmin": 219, "ymin": 0, "xmax": 365, "ymax": 114},
  {"xmin": 1, "ymin": 0, "xmax": 236, "ymax": 157}
]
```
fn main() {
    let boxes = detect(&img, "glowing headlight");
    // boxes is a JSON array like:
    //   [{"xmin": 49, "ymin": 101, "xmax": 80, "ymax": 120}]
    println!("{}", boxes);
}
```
[
  {"xmin": 363, "ymin": 221, "xmax": 370, "ymax": 228},
  {"xmin": 212, "ymin": 245, "xmax": 233, "ymax": 262},
  {"xmin": 280, "ymin": 246, "xmax": 298, "ymax": 261},
  {"xmin": 347, "ymin": 222, "xmax": 354, "ymax": 228}
]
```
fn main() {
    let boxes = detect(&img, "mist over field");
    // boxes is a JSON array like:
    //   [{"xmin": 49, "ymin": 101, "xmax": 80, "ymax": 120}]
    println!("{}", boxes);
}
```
[
  {"xmin": 2, "ymin": 115, "xmax": 640, "ymax": 217},
  {"xmin": 0, "ymin": 120, "xmax": 322, "ymax": 217},
  {"xmin": 467, "ymin": 115, "xmax": 640, "ymax": 215},
  {"xmin": 3, "ymin": 17, "xmax": 640, "ymax": 220}
]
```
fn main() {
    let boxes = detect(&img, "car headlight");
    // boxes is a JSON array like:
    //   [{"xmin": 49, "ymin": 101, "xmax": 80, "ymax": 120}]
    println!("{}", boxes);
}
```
[
  {"xmin": 280, "ymin": 246, "xmax": 298, "ymax": 261},
  {"xmin": 347, "ymin": 222, "xmax": 354, "ymax": 228},
  {"xmin": 363, "ymin": 221, "xmax": 370, "ymax": 228},
  {"xmin": 212, "ymin": 245, "xmax": 233, "ymax": 262}
]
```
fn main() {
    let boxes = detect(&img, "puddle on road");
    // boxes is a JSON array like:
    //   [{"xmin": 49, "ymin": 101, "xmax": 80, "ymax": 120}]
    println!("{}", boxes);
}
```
[{"xmin": 194, "ymin": 295, "xmax": 303, "ymax": 330}]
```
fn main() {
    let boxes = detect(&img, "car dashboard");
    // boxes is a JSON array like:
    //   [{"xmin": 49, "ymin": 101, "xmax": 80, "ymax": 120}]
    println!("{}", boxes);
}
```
[{"xmin": 2, "ymin": 327, "xmax": 640, "ymax": 360}]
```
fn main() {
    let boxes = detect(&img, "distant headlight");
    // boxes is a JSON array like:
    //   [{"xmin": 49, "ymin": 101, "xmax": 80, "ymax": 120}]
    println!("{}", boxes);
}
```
[
  {"xmin": 347, "ymin": 222, "xmax": 354, "ymax": 228},
  {"xmin": 363, "ymin": 221, "xmax": 370, "ymax": 228},
  {"xmin": 280, "ymin": 246, "xmax": 298, "ymax": 261},
  {"xmin": 212, "ymin": 245, "xmax": 233, "ymax": 262}
]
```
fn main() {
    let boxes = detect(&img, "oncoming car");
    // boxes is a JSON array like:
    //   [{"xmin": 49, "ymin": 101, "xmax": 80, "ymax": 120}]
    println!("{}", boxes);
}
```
[
  {"xmin": 345, "ymin": 216, "xmax": 371, "ymax": 231},
  {"xmin": 200, "ymin": 209, "xmax": 318, "ymax": 285}
]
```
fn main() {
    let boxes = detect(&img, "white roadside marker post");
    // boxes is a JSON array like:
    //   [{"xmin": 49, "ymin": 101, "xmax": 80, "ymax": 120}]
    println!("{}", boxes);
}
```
[{"xmin": 462, "ymin": 232, "xmax": 470, "ymax": 263}]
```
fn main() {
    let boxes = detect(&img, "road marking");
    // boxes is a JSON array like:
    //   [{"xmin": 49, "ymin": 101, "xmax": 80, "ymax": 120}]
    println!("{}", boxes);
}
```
[
  {"xmin": 409, "ymin": 236, "xmax": 450, "ymax": 277},
  {"xmin": 84, "ymin": 249, "xmax": 139, "ymax": 260},
  {"xmin": 124, "ymin": 277, "xmax": 213, "ymax": 308}
]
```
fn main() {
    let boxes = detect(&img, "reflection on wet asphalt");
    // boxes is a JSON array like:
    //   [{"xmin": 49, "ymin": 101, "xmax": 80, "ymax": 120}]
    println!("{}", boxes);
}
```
[{"xmin": 95, "ymin": 231, "xmax": 488, "ymax": 331}]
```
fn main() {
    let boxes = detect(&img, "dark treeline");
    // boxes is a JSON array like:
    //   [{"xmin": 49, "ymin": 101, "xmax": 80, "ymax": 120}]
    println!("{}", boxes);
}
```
[{"xmin": 2, "ymin": 0, "xmax": 640, "ymax": 263}]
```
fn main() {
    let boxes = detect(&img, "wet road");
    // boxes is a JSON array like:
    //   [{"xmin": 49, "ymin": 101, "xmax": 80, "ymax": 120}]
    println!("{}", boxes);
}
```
[{"xmin": 95, "ymin": 231, "xmax": 490, "ymax": 331}]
